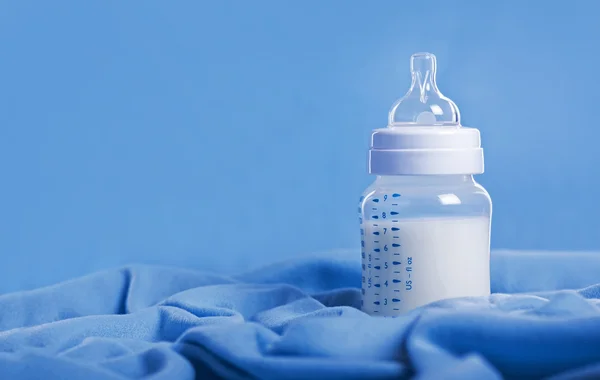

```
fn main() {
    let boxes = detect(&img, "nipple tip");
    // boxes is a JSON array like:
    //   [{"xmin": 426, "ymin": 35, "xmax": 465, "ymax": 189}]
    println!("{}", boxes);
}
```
[
  {"xmin": 411, "ymin": 52, "xmax": 436, "ymax": 59},
  {"xmin": 410, "ymin": 52, "xmax": 437, "ymax": 73}
]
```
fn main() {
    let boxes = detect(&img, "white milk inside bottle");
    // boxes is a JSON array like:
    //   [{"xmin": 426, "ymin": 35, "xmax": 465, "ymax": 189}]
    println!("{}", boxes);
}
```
[{"xmin": 361, "ymin": 216, "xmax": 490, "ymax": 315}]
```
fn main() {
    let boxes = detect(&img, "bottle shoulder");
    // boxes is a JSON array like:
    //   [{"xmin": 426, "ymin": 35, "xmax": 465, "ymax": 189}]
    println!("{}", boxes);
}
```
[
  {"xmin": 362, "ymin": 177, "xmax": 488, "ymax": 194},
  {"xmin": 359, "ymin": 176, "xmax": 491, "ymax": 217}
]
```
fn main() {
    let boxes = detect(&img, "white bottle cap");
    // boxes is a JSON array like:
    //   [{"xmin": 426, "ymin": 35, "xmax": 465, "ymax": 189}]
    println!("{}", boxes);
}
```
[{"xmin": 369, "ymin": 53, "xmax": 484, "ymax": 175}]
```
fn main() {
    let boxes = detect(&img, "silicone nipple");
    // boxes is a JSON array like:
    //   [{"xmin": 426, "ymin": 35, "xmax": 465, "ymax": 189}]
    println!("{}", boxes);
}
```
[{"xmin": 388, "ymin": 52, "xmax": 460, "ymax": 126}]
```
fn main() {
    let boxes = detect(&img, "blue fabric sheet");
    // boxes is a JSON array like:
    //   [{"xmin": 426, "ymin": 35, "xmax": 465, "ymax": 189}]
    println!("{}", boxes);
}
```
[{"xmin": 1, "ymin": 250, "xmax": 600, "ymax": 380}]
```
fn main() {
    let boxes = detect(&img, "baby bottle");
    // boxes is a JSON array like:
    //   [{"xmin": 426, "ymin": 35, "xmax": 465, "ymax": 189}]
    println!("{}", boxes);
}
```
[{"xmin": 359, "ymin": 52, "xmax": 492, "ymax": 316}]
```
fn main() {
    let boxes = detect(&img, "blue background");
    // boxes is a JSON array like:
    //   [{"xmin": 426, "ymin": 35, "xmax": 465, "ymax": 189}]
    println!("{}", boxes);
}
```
[{"xmin": 1, "ymin": 1, "xmax": 598, "ymax": 292}]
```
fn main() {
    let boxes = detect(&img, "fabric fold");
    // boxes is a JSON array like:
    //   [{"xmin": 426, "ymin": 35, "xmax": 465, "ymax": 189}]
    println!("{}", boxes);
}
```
[{"xmin": 0, "ymin": 249, "xmax": 599, "ymax": 379}]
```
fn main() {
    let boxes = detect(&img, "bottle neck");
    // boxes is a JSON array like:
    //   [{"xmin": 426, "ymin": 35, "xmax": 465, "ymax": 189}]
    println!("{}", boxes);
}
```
[{"xmin": 375, "ymin": 174, "xmax": 475, "ymax": 186}]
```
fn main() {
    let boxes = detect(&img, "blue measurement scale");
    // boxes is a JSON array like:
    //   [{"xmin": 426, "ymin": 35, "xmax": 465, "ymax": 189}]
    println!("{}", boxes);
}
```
[{"xmin": 360, "ymin": 193, "xmax": 413, "ymax": 316}]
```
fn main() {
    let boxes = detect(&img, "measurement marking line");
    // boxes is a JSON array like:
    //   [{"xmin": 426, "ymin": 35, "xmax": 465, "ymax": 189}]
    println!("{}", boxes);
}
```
[{"xmin": 394, "ymin": 271, "xmax": 401, "ymax": 273}]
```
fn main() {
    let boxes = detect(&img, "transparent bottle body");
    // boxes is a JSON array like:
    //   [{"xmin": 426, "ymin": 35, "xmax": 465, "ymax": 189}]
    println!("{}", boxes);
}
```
[{"xmin": 358, "ymin": 175, "xmax": 491, "ymax": 316}]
